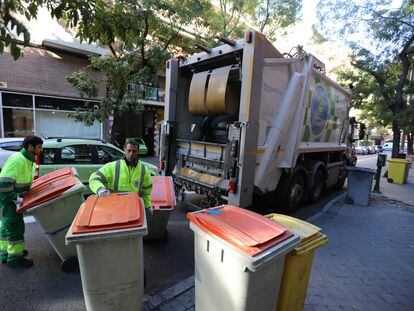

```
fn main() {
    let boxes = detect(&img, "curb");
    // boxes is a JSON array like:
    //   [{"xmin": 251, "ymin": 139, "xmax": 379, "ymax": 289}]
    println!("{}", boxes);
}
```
[
  {"xmin": 306, "ymin": 192, "xmax": 347, "ymax": 224},
  {"xmin": 146, "ymin": 191, "xmax": 350, "ymax": 309}
]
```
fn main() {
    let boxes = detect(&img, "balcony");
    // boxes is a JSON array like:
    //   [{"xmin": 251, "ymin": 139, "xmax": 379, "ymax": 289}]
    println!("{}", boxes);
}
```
[{"xmin": 128, "ymin": 83, "xmax": 165, "ymax": 103}]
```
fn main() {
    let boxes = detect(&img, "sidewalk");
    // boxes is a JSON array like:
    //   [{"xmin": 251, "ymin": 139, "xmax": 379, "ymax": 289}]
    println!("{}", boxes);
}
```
[{"xmin": 145, "ymin": 169, "xmax": 414, "ymax": 311}]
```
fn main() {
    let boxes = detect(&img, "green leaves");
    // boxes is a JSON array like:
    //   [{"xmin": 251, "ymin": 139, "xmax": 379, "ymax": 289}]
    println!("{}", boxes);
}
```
[{"xmin": 254, "ymin": 0, "xmax": 302, "ymax": 41}]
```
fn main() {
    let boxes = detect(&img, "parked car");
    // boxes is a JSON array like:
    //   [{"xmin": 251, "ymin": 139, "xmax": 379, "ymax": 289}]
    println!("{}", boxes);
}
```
[
  {"xmin": 0, "ymin": 138, "xmax": 24, "ymax": 169},
  {"xmin": 39, "ymin": 138, "xmax": 157, "ymax": 192},
  {"xmin": 126, "ymin": 137, "xmax": 148, "ymax": 155},
  {"xmin": 355, "ymin": 146, "xmax": 367, "ymax": 155},
  {"xmin": 382, "ymin": 142, "xmax": 393, "ymax": 152},
  {"xmin": 368, "ymin": 146, "xmax": 377, "ymax": 154}
]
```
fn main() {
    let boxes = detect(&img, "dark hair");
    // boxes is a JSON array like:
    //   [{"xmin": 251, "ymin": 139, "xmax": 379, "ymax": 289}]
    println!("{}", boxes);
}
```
[
  {"xmin": 124, "ymin": 139, "xmax": 140, "ymax": 149},
  {"xmin": 23, "ymin": 136, "xmax": 43, "ymax": 149}
]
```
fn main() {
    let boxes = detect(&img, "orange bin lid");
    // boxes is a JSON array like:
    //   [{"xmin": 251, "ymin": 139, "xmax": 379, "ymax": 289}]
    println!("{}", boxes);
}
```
[
  {"xmin": 72, "ymin": 193, "xmax": 144, "ymax": 234},
  {"xmin": 18, "ymin": 175, "xmax": 77, "ymax": 212},
  {"xmin": 151, "ymin": 176, "xmax": 175, "ymax": 210},
  {"xmin": 32, "ymin": 167, "xmax": 74, "ymax": 189},
  {"xmin": 187, "ymin": 205, "xmax": 293, "ymax": 257}
]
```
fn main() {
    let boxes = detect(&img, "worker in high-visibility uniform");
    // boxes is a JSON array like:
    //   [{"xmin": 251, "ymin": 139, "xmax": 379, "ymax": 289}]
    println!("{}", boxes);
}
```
[
  {"xmin": 89, "ymin": 139, "xmax": 153, "ymax": 208},
  {"xmin": 0, "ymin": 136, "xmax": 43, "ymax": 268}
]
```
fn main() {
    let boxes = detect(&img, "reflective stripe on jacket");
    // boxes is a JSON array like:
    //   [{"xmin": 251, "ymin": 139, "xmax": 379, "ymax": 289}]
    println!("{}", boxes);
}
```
[{"xmin": 89, "ymin": 159, "xmax": 153, "ymax": 208}]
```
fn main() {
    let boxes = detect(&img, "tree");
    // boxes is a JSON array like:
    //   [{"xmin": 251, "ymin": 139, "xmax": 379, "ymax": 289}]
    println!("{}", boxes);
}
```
[
  {"xmin": 203, "ymin": 0, "xmax": 302, "ymax": 41},
  {"xmin": 253, "ymin": 0, "xmax": 301, "ymax": 41},
  {"xmin": 65, "ymin": 0, "xmax": 210, "ymax": 147},
  {"xmin": 317, "ymin": 0, "xmax": 414, "ymax": 157},
  {"xmin": 202, "ymin": 0, "xmax": 255, "ymax": 40},
  {"xmin": 0, "ymin": 0, "xmax": 93, "ymax": 59}
]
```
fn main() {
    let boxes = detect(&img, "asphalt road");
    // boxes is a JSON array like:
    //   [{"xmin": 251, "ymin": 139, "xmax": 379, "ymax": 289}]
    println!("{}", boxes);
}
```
[{"xmin": 0, "ymin": 155, "xmax": 358, "ymax": 310}]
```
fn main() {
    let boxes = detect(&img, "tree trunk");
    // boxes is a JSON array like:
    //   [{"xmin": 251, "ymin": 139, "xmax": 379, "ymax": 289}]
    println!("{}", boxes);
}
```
[
  {"xmin": 391, "ymin": 121, "xmax": 401, "ymax": 158},
  {"xmin": 408, "ymin": 132, "xmax": 413, "ymax": 155},
  {"xmin": 110, "ymin": 109, "xmax": 143, "ymax": 148},
  {"xmin": 401, "ymin": 133, "xmax": 406, "ymax": 150}
]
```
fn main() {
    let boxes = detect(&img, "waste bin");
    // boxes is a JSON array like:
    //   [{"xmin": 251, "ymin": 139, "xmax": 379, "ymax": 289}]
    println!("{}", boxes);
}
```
[
  {"xmin": 387, "ymin": 158, "xmax": 410, "ymax": 184},
  {"xmin": 66, "ymin": 193, "xmax": 147, "ymax": 311},
  {"xmin": 145, "ymin": 176, "xmax": 175, "ymax": 240},
  {"xmin": 17, "ymin": 168, "xmax": 86, "ymax": 272},
  {"xmin": 187, "ymin": 205, "xmax": 300, "ymax": 311},
  {"xmin": 346, "ymin": 167, "xmax": 376, "ymax": 206},
  {"xmin": 32, "ymin": 167, "xmax": 77, "ymax": 187},
  {"xmin": 265, "ymin": 214, "xmax": 328, "ymax": 311}
]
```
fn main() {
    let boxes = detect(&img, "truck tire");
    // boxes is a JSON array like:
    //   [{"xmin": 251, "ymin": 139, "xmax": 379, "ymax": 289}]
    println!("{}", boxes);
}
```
[
  {"xmin": 308, "ymin": 168, "xmax": 326, "ymax": 203},
  {"xmin": 284, "ymin": 173, "xmax": 306, "ymax": 211},
  {"xmin": 335, "ymin": 166, "xmax": 347, "ymax": 190}
]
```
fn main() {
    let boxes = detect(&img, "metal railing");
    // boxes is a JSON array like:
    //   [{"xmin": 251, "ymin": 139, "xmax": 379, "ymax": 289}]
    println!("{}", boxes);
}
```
[{"xmin": 128, "ymin": 84, "xmax": 165, "ymax": 102}]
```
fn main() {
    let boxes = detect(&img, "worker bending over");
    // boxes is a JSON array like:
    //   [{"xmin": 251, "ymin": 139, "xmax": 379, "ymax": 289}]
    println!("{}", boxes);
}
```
[{"xmin": 89, "ymin": 139, "xmax": 153, "ymax": 208}]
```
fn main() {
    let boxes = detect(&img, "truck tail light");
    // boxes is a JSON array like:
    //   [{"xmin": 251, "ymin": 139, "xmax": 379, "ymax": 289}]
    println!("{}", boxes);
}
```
[
  {"xmin": 246, "ymin": 31, "xmax": 252, "ymax": 43},
  {"xmin": 158, "ymin": 160, "xmax": 165, "ymax": 171},
  {"xmin": 228, "ymin": 180, "xmax": 236, "ymax": 193}
]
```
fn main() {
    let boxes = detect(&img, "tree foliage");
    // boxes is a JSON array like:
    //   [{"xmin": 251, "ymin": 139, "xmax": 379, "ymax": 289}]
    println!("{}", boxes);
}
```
[
  {"xmin": 202, "ymin": 0, "xmax": 301, "ymax": 41},
  {"xmin": 253, "ymin": 0, "xmax": 301, "ymax": 41},
  {"xmin": 317, "ymin": 0, "xmax": 414, "ymax": 156},
  {"xmin": 2, "ymin": 0, "xmax": 302, "ymax": 146},
  {"xmin": 0, "ymin": 0, "xmax": 93, "ymax": 59},
  {"xmin": 64, "ymin": 0, "xmax": 211, "ymax": 146}
]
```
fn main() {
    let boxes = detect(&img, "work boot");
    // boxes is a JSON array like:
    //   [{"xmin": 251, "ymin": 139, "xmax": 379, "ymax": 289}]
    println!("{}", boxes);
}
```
[
  {"xmin": 7, "ymin": 257, "xmax": 33, "ymax": 268},
  {"xmin": 1, "ymin": 250, "xmax": 29, "ymax": 264}
]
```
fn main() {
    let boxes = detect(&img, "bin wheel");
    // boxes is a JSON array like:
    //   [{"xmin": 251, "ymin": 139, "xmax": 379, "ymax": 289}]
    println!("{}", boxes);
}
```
[
  {"xmin": 387, "ymin": 178, "xmax": 394, "ymax": 183},
  {"xmin": 61, "ymin": 257, "xmax": 78, "ymax": 273}
]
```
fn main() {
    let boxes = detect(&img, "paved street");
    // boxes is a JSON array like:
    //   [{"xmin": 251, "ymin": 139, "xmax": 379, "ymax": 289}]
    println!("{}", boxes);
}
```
[
  {"xmin": 1, "ymin": 154, "xmax": 413, "ymax": 310},
  {"xmin": 0, "ymin": 155, "xmax": 344, "ymax": 310},
  {"xmin": 150, "ymin": 196, "xmax": 414, "ymax": 311},
  {"xmin": 146, "ymin": 156, "xmax": 414, "ymax": 311},
  {"xmin": 355, "ymin": 153, "xmax": 414, "ymax": 206}
]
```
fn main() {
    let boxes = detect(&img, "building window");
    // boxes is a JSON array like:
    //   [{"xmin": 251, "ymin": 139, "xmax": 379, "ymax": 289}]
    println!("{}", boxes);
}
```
[
  {"xmin": 60, "ymin": 145, "xmax": 93, "ymax": 164},
  {"xmin": 35, "ymin": 110, "xmax": 100, "ymax": 139},
  {"xmin": 2, "ymin": 93, "xmax": 33, "ymax": 108},
  {"xmin": 2, "ymin": 108, "xmax": 34, "ymax": 137}
]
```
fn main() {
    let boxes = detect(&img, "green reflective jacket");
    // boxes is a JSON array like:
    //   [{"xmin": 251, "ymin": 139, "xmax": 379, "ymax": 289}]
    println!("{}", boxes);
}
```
[
  {"xmin": 89, "ymin": 159, "xmax": 153, "ymax": 208},
  {"xmin": 0, "ymin": 149, "xmax": 36, "ymax": 204}
]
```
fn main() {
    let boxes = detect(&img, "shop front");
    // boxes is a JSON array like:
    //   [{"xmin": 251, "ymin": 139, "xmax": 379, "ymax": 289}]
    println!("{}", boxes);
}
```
[{"xmin": 0, "ymin": 91, "xmax": 102, "ymax": 139}]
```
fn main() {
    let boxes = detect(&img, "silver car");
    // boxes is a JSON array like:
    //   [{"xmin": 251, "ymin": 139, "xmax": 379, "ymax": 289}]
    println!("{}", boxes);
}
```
[{"xmin": 0, "ymin": 138, "xmax": 24, "ymax": 169}]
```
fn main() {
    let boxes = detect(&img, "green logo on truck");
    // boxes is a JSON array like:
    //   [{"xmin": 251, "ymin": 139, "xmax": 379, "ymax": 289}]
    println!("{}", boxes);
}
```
[{"xmin": 310, "ymin": 84, "xmax": 330, "ymax": 136}]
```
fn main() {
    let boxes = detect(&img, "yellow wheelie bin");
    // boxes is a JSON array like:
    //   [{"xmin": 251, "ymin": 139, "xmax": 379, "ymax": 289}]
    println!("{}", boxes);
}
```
[
  {"xmin": 387, "ymin": 158, "xmax": 409, "ymax": 184},
  {"xmin": 265, "ymin": 214, "xmax": 328, "ymax": 311}
]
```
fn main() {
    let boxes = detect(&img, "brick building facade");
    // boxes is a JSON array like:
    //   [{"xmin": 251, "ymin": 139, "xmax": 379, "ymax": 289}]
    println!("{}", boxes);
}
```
[{"xmin": 0, "ymin": 45, "xmax": 107, "ymax": 139}]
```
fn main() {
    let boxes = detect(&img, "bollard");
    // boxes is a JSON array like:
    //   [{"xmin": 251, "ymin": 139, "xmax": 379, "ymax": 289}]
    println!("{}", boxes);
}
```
[{"xmin": 373, "ymin": 153, "xmax": 387, "ymax": 193}]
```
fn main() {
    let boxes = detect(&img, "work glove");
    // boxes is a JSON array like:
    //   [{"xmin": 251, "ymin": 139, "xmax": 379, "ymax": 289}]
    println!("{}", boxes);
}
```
[
  {"xmin": 98, "ymin": 189, "xmax": 110, "ymax": 198},
  {"xmin": 13, "ymin": 195, "xmax": 24, "ymax": 209}
]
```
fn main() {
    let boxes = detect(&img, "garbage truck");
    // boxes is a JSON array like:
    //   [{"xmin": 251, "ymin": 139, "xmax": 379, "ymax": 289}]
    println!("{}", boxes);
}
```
[{"xmin": 159, "ymin": 29, "xmax": 358, "ymax": 211}]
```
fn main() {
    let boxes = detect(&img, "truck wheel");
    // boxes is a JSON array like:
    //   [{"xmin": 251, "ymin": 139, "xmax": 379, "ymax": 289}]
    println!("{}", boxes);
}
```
[
  {"xmin": 308, "ymin": 168, "xmax": 326, "ymax": 203},
  {"xmin": 335, "ymin": 168, "xmax": 347, "ymax": 190},
  {"xmin": 285, "ymin": 173, "xmax": 306, "ymax": 211}
]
